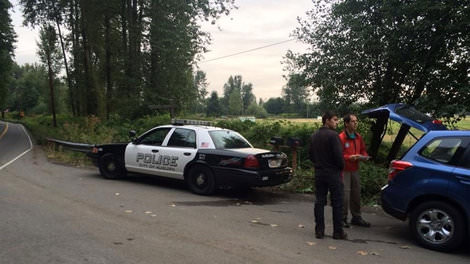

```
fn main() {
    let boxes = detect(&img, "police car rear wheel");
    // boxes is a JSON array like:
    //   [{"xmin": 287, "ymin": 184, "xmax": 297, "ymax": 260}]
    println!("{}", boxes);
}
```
[
  {"xmin": 99, "ymin": 153, "xmax": 125, "ymax": 179},
  {"xmin": 187, "ymin": 165, "xmax": 215, "ymax": 195}
]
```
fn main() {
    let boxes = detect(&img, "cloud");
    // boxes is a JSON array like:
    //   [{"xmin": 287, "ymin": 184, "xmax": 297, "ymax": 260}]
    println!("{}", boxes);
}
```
[{"xmin": 199, "ymin": 0, "xmax": 312, "ymax": 100}]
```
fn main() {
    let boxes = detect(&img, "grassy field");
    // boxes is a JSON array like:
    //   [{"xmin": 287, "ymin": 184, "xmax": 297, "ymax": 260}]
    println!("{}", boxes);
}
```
[{"xmin": 268, "ymin": 116, "xmax": 470, "ymax": 150}]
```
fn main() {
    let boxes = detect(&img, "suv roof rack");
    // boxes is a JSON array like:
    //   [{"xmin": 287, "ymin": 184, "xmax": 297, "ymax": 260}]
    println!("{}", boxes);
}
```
[{"xmin": 171, "ymin": 119, "xmax": 213, "ymax": 126}]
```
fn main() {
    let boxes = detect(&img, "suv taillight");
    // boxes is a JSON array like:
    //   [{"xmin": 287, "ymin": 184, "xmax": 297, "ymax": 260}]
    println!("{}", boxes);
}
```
[
  {"xmin": 388, "ymin": 160, "xmax": 413, "ymax": 181},
  {"xmin": 244, "ymin": 155, "xmax": 260, "ymax": 169}
]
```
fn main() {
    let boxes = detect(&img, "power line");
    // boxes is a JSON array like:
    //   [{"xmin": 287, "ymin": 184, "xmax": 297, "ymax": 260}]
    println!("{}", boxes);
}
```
[{"xmin": 200, "ymin": 39, "xmax": 295, "ymax": 63}]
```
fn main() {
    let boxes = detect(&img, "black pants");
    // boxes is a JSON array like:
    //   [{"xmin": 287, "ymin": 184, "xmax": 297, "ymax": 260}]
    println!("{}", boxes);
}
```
[{"xmin": 314, "ymin": 175, "xmax": 344, "ymax": 234}]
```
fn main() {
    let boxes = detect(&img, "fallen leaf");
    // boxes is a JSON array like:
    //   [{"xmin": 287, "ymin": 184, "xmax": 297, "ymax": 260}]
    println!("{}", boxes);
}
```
[
  {"xmin": 115, "ymin": 193, "xmax": 120, "ymax": 196},
  {"xmin": 356, "ymin": 250, "xmax": 368, "ymax": 256},
  {"xmin": 251, "ymin": 220, "xmax": 259, "ymax": 223},
  {"xmin": 144, "ymin": 211, "xmax": 152, "ymax": 214},
  {"xmin": 306, "ymin": 241, "xmax": 317, "ymax": 246},
  {"xmin": 328, "ymin": 246, "xmax": 336, "ymax": 250},
  {"xmin": 400, "ymin": 245, "xmax": 411, "ymax": 249},
  {"xmin": 298, "ymin": 224, "xmax": 305, "ymax": 228},
  {"xmin": 370, "ymin": 252, "xmax": 380, "ymax": 256},
  {"xmin": 270, "ymin": 224, "xmax": 279, "ymax": 227},
  {"xmin": 169, "ymin": 204, "xmax": 176, "ymax": 207},
  {"xmin": 124, "ymin": 210, "xmax": 133, "ymax": 213}
]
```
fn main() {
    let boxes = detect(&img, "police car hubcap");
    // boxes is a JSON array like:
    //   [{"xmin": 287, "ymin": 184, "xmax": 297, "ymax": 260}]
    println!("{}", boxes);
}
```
[
  {"xmin": 196, "ymin": 173, "xmax": 206, "ymax": 186},
  {"xmin": 107, "ymin": 162, "xmax": 116, "ymax": 171}
]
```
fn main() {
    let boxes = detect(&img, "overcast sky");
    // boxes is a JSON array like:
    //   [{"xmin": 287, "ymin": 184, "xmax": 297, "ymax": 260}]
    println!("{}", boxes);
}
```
[{"xmin": 10, "ymin": 0, "xmax": 313, "ymax": 101}]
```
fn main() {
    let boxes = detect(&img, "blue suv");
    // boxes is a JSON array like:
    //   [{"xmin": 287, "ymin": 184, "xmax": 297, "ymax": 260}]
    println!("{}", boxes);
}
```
[{"xmin": 364, "ymin": 104, "xmax": 470, "ymax": 251}]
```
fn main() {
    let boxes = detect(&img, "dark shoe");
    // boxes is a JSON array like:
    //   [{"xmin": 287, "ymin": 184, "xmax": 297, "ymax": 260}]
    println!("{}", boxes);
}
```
[
  {"xmin": 315, "ymin": 231, "xmax": 324, "ymax": 239},
  {"xmin": 343, "ymin": 219, "xmax": 350, "ymax": 228},
  {"xmin": 333, "ymin": 231, "xmax": 348, "ymax": 240},
  {"xmin": 351, "ymin": 217, "xmax": 371, "ymax": 227}
]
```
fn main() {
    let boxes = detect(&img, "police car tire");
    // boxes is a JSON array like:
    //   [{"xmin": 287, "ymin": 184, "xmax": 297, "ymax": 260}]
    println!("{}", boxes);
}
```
[
  {"xmin": 186, "ymin": 165, "xmax": 216, "ymax": 195},
  {"xmin": 99, "ymin": 153, "xmax": 125, "ymax": 179}
]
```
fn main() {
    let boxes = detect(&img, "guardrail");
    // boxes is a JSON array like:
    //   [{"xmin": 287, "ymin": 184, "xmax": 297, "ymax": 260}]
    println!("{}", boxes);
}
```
[{"xmin": 46, "ymin": 138, "xmax": 95, "ymax": 153}]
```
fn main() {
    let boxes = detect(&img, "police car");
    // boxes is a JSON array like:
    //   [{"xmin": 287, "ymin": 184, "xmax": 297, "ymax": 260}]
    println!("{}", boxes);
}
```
[{"xmin": 87, "ymin": 119, "xmax": 292, "ymax": 195}]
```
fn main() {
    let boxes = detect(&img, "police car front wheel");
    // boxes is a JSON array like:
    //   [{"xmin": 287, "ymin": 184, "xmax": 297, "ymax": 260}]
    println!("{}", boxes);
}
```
[
  {"xmin": 99, "ymin": 153, "xmax": 126, "ymax": 179},
  {"xmin": 186, "ymin": 165, "xmax": 215, "ymax": 195}
]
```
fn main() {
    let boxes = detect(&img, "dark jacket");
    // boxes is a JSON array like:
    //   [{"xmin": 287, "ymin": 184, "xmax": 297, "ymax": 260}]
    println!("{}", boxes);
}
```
[{"xmin": 309, "ymin": 127, "xmax": 345, "ymax": 176}]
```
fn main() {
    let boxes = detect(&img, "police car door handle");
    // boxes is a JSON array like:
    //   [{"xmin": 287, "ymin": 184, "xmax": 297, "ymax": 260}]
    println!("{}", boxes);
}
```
[
  {"xmin": 184, "ymin": 152, "xmax": 191, "ymax": 156},
  {"xmin": 152, "ymin": 149, "xmax": 159, "ymax": 153}
]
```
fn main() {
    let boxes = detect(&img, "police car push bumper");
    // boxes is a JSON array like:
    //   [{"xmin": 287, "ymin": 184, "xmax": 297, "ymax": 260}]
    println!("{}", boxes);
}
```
[{"xmin": 214, "ymin": 166, "xmax": 292, "ymax": 187}]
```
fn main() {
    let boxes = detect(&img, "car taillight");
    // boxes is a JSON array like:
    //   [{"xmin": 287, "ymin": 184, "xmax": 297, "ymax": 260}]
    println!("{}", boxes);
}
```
[
  {"xmin": 244, "ymin": 155, "xmax": 260, "ymax": 169},
  {"xmin": 432, "ymin": 119, "xmax": 443, "ymax": 125},
  {"xmin": 388, "ymin": 160, "xmax": 413, "ymax": 181}
]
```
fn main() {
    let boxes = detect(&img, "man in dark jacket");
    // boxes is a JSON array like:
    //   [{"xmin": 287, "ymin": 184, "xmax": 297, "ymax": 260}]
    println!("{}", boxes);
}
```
[{"xmin": 309, "ymin": 111, "xmax": 347, "ymax": 240}]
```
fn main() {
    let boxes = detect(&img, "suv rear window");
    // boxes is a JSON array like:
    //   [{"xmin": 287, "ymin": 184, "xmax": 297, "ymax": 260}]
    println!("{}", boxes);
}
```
[
  {"xmin": 395, "ymin": 105, "xmax": 433, "ymax": 124},
  {"xmin": 209, "ymin": 130, "xmax": 251, "ymax": 149},
  {"xmin": 420, "ymin": 137, "xmax": 463, "ymax": 163}
]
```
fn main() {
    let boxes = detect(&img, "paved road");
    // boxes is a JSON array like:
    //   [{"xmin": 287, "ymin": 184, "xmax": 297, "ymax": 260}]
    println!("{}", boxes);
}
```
[
  {"xmin": 0, "ymin": 123, "xmax": 469, "ymax": 263},
  {"xmin": 0, "ymin": 122, "xmax": 32, "ymax": 169}
]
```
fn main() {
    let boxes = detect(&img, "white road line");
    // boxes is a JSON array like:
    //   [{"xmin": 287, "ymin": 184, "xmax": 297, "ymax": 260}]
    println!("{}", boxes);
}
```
[{"xmin": 0, "ymin": 124, "xmax": 33, "ymax": 171}]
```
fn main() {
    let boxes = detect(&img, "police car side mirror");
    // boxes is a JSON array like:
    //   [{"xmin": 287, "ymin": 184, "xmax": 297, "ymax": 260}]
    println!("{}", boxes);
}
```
[{"xmin": 129, "ymin": 130, "xmax": 138, "ymax": 144}]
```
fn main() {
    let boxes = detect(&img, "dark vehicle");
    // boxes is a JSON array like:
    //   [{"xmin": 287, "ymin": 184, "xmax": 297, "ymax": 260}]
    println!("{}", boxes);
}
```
[
  {"xmin": 364, "ymin": 104, "xmax": 470, "ymax": 251},
  {"xmin": 87, "ymin": 119, "xmax": 292, "ymax": 195}
]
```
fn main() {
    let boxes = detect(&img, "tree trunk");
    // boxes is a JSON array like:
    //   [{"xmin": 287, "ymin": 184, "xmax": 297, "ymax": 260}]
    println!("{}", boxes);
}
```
[
  {"xmin": 55, "ymin": 18, "xmax": 76, "ymax": 116},
  {"xmin": 104, "ymin": 13, "xmax": 112, "ymax": 120},
  {"xmin": 46, "ymin": 52, "xmax": 57, "ymax": 128},
  {"xmin": 79, "ymin": 2, "xmax": 97, "ymax": 116}
]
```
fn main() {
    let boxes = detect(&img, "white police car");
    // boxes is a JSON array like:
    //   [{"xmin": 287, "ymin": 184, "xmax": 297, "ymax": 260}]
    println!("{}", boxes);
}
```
[{"xmin": 87, "ymin": 119, "xmax": 292, "ymax": 195}]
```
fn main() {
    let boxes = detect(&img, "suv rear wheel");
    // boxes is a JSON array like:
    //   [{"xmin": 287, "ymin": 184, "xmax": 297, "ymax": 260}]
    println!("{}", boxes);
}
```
[{"xmin": 409, "ymin": 201, "xmax": 465, "ymax": 251}]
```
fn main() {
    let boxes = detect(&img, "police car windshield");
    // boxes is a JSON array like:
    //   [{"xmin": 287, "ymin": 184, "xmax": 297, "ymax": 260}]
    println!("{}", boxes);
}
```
[{"xmin": 209, "ymin": 130, "xmax": 251, "ymax": 149}]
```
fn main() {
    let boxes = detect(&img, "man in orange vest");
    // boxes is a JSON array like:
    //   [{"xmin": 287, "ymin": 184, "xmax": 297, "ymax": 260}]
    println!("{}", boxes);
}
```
[{"xmin": 339, "ymin": 114, "xmax": 371, "ymax": 228}]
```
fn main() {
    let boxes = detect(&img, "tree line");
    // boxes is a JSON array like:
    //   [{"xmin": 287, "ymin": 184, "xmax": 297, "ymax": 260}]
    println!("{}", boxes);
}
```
[
  {"xmin": 3, "ymin": 0, "xmax": 235, "ymax": 122},
  {"xmin": 2, "ymin": 0, "xmax": 469, "ymax": 124}
]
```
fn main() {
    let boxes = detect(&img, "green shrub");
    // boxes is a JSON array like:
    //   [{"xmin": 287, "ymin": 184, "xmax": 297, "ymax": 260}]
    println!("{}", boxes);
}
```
[
  {"xmin": 6, "ymin": 114, "xmax": 389, "ymax": 201},
  {"xmin": 358, "ymin": 162, "xmax": 388, "ymax": 204}
]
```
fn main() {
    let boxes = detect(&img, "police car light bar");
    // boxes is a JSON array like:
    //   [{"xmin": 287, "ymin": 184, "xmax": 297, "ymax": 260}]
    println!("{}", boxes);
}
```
[{"xmin": 171, "ymin": 119, "xmax": 213, "ymax": 126}]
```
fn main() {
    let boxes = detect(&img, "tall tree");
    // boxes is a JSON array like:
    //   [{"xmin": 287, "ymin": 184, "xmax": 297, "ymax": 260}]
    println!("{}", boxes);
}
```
[
  {"xmin": 0, "ymin": 0, "xmax": 16, "ymax": 118},
  {"xmin": 7, "ymin": 63, "xmax": 47, "ymax": 113},
  {"xmin": 38, "ymin": 24, "xmax": 62, "ymax": 127},
  {"xmin": 192, "ymin": 70, "xmax": 209, "ymax": 113},
  {"xmin": 263, "ymin": 97, "xmax": 284, "ymax": 115},
  {"xmin": 292, "ymin": 0, "xmax": 470, "ymax": 156},
  {"xmin": 206, "ymin": 91, "xmax": 221, "ymax": 117},
  {"xmin": 282, "ymin": 73, "xmax": 308, "ymax": 113},
  {"xmin": 222, "ymin": 75, "xmax": 255, "ymax": 115},
  {"xmin": 20, "ymin": 0, "xmax": 235, "ymax": 118},
  {"xmin": 241, "ymin": 83, "xmax": 255, "ymax": 114},
  {"xmin": 292, "ymin": 0, "xmax": 470, "ymax": 113},
  {"xmin": 228, "ymin": 87, "xmax": 242, "ymax": 115}
]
